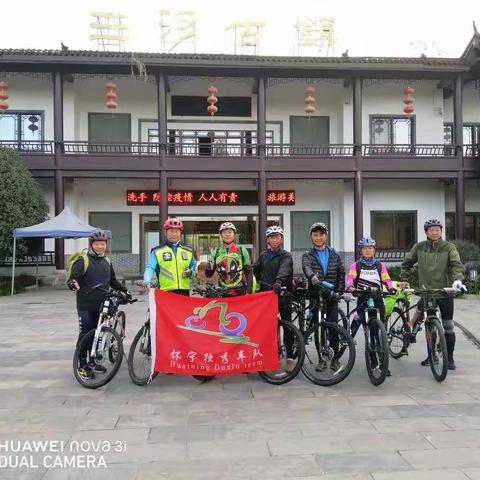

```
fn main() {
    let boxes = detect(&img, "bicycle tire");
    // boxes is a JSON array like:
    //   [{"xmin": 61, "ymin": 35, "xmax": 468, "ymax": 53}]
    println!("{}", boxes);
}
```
[
  {"xmin": 365, "ymin": 316, "xmax": 389, "ymax": 386},
  {"xmin": 258, "ymin": 319, "xmax": 305, "ymax": 385},
  {"xmin": 301, "ymin": 321, "xmax": 355, "ymax": 386},
  {"xmin": 109, "ymin": 311, "xmax": 126, "ymax": 364},
  {"xmin": 387, "ymin": 307, "xmax": 409, "ymax": 359},
  {"xmin": 192, "ymin": 375, "xmax": 215, "ymax": 382},
  {"xmin": 73, "ymin": 326, "xmax": 123, "ymax": 389},
  {"xmin": 425, "ymin": 316, "xmax": 448, "ymax": 382},
  {"xmin": 128, "ymin": 324, "xmax": 158, "ymax": 386}
]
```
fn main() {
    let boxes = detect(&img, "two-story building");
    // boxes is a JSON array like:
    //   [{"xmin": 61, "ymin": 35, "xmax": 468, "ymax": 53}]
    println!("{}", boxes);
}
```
[{"xmin": 1, "ymin": 33, "xmax": 479, "ymax": 274}]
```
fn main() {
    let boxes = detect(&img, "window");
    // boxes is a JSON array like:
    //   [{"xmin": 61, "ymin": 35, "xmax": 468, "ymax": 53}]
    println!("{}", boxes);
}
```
[
  {"xmin": 446, "ymin": 212, "xmax": 480, "ymax": 245},
  {"xmin": 171, "ymin": 96, "xmax": 252, "ymax": 117},
  {"xmin": 291, "ymin": 211, "xmax": 330, "ymax": 251},
  {"xmin": 0, "ymin": 111, "xmax": 43, "ymax": 149},
  {"xmin": 444, "ymin": 123, "xmax": 480, "ymax": 146},
  {"xmin": 148, "ymin": 129, "xmax": 274, "ymax": 156},
  {"xmin": 371, "ymin": 211, "xmax": 416, "ymax": 250},
  {"xmin": 370, "ymin": 116, "xmax": 414, "ymax": 145},
  {"xmin": 446, "ymin": 213, "xmax": 455, "ymax": 241},
  {"xmin": 89, "ymin": 212, "xmax": 132, "ymax": 253}
]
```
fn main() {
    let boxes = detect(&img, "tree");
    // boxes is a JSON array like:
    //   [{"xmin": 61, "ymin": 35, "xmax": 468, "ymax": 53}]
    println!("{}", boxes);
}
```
[{"xmin": 0, "ymin": 148, "xmax": 48, "ymax": 259}]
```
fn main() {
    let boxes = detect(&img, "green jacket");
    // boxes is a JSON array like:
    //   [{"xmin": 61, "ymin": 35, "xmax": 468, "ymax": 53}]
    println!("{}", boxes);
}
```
[{"xmin": 401, "ymin": 239, "xmax": 465, "ymax": 289}]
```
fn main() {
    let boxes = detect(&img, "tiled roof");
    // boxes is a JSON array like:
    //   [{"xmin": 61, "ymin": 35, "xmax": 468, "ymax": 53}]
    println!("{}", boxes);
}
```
[{"xmin": 0, "ymin": 49, "xmax": 469, "ymax": 67}]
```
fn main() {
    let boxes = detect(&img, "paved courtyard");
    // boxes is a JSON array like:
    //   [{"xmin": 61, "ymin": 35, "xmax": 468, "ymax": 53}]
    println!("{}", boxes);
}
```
[{"xmin": 0, "ymin": 287, "xmax": 480, "ymax": 480}]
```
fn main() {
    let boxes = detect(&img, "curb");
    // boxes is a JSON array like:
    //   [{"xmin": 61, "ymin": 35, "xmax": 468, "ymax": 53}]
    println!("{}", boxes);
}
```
[{"xmin": 455, "ymin": 321, "xmax": 480, "ymax": 349}]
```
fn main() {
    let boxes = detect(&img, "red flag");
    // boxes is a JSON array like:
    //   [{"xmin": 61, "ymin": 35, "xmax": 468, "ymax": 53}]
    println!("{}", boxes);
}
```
[{"xmin": 149, "ymin": 290, "xmax": 279, "ymax": 375}]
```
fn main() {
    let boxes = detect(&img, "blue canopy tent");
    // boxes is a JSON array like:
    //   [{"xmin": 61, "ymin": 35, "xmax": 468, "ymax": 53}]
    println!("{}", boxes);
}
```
[{"xmin": 11, "ymin": 207, "xmax": 111, "ymax": 295}]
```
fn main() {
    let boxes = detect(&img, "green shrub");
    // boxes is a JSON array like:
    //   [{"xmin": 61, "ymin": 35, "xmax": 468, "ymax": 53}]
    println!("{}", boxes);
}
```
[
  {"xmin": 386, "ymin": 265, "xmax": 419, "ymax": 287},
  {"xmin": 0, "ymin": 274, "xmax": 36, "ymax": 296}
]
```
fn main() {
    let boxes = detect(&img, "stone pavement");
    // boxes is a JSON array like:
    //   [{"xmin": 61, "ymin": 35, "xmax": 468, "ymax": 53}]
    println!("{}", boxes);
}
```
[{"xmin": 0, "ymin": 288, "xmax": 479, "ymax": 480}]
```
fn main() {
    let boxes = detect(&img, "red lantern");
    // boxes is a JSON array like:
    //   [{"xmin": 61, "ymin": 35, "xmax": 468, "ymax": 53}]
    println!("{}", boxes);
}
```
[
  {"xmin": 304, "ymin": 85, "xmax": 316, "ymax": 115},
  {"xmin": 207, "ymin": 85, "xmax": 218, "ymax": 116},
  {"xmin": 403, "ymin": 86, "xmax": 414, "ymax": 115},
  {"xmin": 105, "ymin": 82, "xmax": 118, "ymax": 110},
  {"xmin": 0, "ymin": 82, "xmax": 9, "ymax": 111}
]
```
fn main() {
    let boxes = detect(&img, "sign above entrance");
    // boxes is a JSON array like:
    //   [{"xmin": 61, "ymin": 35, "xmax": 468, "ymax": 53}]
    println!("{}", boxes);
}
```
[{"xmin": 126, "ymin": 190, "xmax": 295, "ymax": 206}]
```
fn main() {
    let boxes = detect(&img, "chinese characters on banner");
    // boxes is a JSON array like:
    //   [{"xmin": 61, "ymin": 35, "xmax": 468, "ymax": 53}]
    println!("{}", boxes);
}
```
[
  {"xmin": 149, "ymin": 290, "xmax": 279, "ymax": 375},
  {"xmin": 126, "ymin": 190, "xmax": 295, "ymax": 206}
]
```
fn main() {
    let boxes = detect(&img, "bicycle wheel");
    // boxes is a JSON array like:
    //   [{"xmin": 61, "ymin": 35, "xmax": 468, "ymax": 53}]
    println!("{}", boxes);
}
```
[
  {"xmin": 425, "ymin": 316, "xmax": 448, "ymax": 382},
  {"xmin": 128, "ymin": 323, "xmax": 158, "ymax": 386},
  {"xmin": 109, "ymin": 311, "xmax": 126, "ymax": 364},
  {"xmin": 73, "ymin": 326, "xmax": 123, "ymax": 389},
  {"xmin": 258, "ymin": 319, "xmax": 305, "ymax": 385},
  {"xmin": 386, "ymin": 307, "xmax": 408, "ymax": 359},
  {"xmin": 365, "ymin": 316, "xmax": 389, "ymax": 386},
  {"xmin": 192, "ymin": 375, "xmax": 215, "ymax": 382},
  {"xmin": 336, "ymin": 307, "xmax": 349, "ymax": 358},
  {"xmin": 302, "ymin": 321, "xmax": 355, "ymax": 386}
]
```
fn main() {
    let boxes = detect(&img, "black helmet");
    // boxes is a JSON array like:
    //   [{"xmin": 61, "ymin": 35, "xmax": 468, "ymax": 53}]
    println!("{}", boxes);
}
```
[
  {"xmin": 89, "ymin": 230, "xmax": 109, "ymax": 243},
  {"xmin": 423, "ymin": 219, "xmax": 443, "ymax": 231},
  {"xmin": 309, "ymin": 222, "xmax": 328, "ymax": 235}
]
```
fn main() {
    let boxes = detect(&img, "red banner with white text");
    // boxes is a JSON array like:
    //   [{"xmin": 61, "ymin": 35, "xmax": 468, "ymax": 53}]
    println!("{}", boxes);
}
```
[{"xmin": 149, "ymin": 290, "xmax": 279, "ymax": 375}]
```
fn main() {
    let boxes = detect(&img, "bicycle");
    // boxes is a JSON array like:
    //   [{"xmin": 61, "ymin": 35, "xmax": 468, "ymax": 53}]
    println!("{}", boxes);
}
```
[
  {"xmin": 386, "ymin": 287, "xmax": 462, "ymax": 382},
  {"xmin": 128, "ymin": 283, "xmax": 215, "ymax": 386},
  {"xmin": 73, "ymin": 284, "xmax": 137, "ymax": 389},
  {"xmin": 249, "ymin": 282, "xmax": 305, "ymax": 385},
  {"xmin": 342, "ymin": 287, "xmax": 395, "ymax": 386},
  {"xmin": 192, "ymin": 284, "xmax": 305, "ymax": 385},
  {"xmin": 296, "ymin": 281, "xmax": 356, "ymax": 387}
]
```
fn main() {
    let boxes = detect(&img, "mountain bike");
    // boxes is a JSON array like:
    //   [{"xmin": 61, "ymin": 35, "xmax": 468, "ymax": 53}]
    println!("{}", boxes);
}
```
[
  {"xmin": 343, "ymin": 287, "xmax": 395, "ymax": 386},
  {"xmin": 192, "ymin": 284, "xmax": 305, "ymax": 385},
  {"xmin": 386, "ymin": 287, "xmax": 463, "ymax": 382},
  {"xmin": 73, "ymin": 284, "xmax": 136, "ymax": 389},
  {"xmin": 297, "ymin": 281, "xmax": 356, "ymax": 387}
]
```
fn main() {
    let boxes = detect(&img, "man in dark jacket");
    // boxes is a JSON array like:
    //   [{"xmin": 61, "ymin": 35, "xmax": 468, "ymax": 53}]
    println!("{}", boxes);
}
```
[
  {"xmin": 67, "ymin": 230, "xmax": 130, "ymax": 380},
  {"xmin": 401, "ymin": 218, "xmax": 465, "ymax": 370},
  {"xmin": 302, "ymin": 222, "xmax": 345, "ymax": 372},
  {"xmin": 253, "ymin": 225, "xmax": 295, "ymax": 372}
]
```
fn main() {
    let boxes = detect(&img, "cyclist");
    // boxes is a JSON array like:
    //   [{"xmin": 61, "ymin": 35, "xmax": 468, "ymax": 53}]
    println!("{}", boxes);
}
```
[
  {"xmin": 346, "ymin": 237, "xmax": 394, "ymax": 375},
  {"xmin": 302, "ymin": 222, "xmax": 345, "ymax": 372},
  {"xmin": 142, "ymin": 218, "xmax": 197, "ymax": 295},
  {"xmin": 67, "ymin": 230, "xmax": 131, "ymax": 381},
  {"xmin": 401, "ymin": 219, "xmax": 465, "ymax": 370},
  {"xmin": 253, "ymin": 225, "xmax": 295, "ymax": 372},
  {"xmin": 205, "ymin": 222, "xmax": 253, "ymax": 296}
]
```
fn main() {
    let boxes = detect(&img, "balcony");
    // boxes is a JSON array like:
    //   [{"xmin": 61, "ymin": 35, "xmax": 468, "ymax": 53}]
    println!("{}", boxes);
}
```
[{"xmin": 2, "ymin": 141, "xmax": 478, "ymax": 177}]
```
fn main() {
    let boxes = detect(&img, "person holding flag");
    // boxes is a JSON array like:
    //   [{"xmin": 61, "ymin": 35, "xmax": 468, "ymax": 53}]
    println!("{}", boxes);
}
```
[
  {"xmin": 142, "ymin": 218, "xmax": 197, "ymax": 295},
  {"xmin": 205, "ymin": 222, "xmax": 253, "ymax": 296}
]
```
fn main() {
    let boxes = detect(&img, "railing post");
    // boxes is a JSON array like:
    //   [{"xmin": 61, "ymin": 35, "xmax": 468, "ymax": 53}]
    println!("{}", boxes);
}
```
[{"xmin": 53, "ymin": 71, "xmax": 65, "ymax": 269}]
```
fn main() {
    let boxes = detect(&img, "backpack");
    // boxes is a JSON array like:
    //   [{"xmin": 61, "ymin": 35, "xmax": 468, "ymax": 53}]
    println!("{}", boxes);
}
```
[{"xmin": 66, "ymin": 250, "xmax": 111, "ymax": 281}]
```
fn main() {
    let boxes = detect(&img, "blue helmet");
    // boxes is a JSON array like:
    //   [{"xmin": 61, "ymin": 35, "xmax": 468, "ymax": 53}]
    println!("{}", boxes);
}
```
[{"xmin": 357, "ymin": 237, "xmax": 376, "ymax": 248}]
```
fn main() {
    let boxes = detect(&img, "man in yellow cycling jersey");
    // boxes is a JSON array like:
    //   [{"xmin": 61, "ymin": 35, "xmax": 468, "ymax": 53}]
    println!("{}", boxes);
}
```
[{"xmin": 142, "ymin": 218, "xmax": 197, "ymax": 295}]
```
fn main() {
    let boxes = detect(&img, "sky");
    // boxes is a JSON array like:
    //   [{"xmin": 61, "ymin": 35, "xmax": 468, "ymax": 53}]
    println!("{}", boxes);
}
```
[{"xmin": 2, "ymin": 0, "xmax": 480, "ymax": 58}]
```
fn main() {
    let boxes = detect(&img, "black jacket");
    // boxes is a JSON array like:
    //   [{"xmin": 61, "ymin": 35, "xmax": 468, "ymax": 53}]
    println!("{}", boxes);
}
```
[
  {"xmin": 253, "ymin": 248, "xmax": 293, "ymax": 291},
  {"xmin": 70, "ymin": 254, "xmax": 125, "ymax": 311},
  {"xmin": 302, "ymin": 247, "xmax": 345, "ymax": 294}
]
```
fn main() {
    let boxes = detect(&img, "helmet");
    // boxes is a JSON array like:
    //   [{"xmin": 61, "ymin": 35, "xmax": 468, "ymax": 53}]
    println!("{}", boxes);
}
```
[
  {"xmin": 424, "ymin": 219, "xmax": 443, "ymax": 231},
  {"xmin": 89, "ymin": 230, "xmax": 109, "ymax": 243},
  {"xmin": 219, "ymin": 222, "xmax": 237, "ymax": 233},
  {"xmin": 266, "ymin": 225, "xmax": 284, "ymax": 237},
  {"xmin": 309, "ymin": 222, "xmax": 328, "ymax": 235},
  {"xmin": 357, "ymin": 237, "xmax": 377, "ymax": 248},
  {"xmin": 163, "ymin": 218, "xmax": 184, "ymax": 231}
]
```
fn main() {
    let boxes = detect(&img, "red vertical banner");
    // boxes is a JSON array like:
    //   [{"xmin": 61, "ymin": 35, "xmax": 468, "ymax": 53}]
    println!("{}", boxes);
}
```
[{"xmin": 149, "ymin": 290, "xmax": 279, "ymax": 375}]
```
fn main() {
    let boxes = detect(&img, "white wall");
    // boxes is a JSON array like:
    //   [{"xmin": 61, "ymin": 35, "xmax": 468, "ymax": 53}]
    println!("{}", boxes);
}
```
[
  {"xmin": 444, "ymin": 85, "xmax": 480, "ymax": 123},
  {"xmin": 363, "ymin": 179, "xmax": 446, "ymax": 243},
  {"xmin": 362, "ymin": 81, "xmax": 444, "ymax": 144}
]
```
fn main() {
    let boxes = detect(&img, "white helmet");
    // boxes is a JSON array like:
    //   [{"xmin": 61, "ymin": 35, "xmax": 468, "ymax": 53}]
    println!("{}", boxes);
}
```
[
  {"xmin": 266, "ymin": 225, "xmax": 284, "ymax": 237},
  {"xmin": 219, "ymin": 222, "xmax": 237, "ymax": 233}
]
